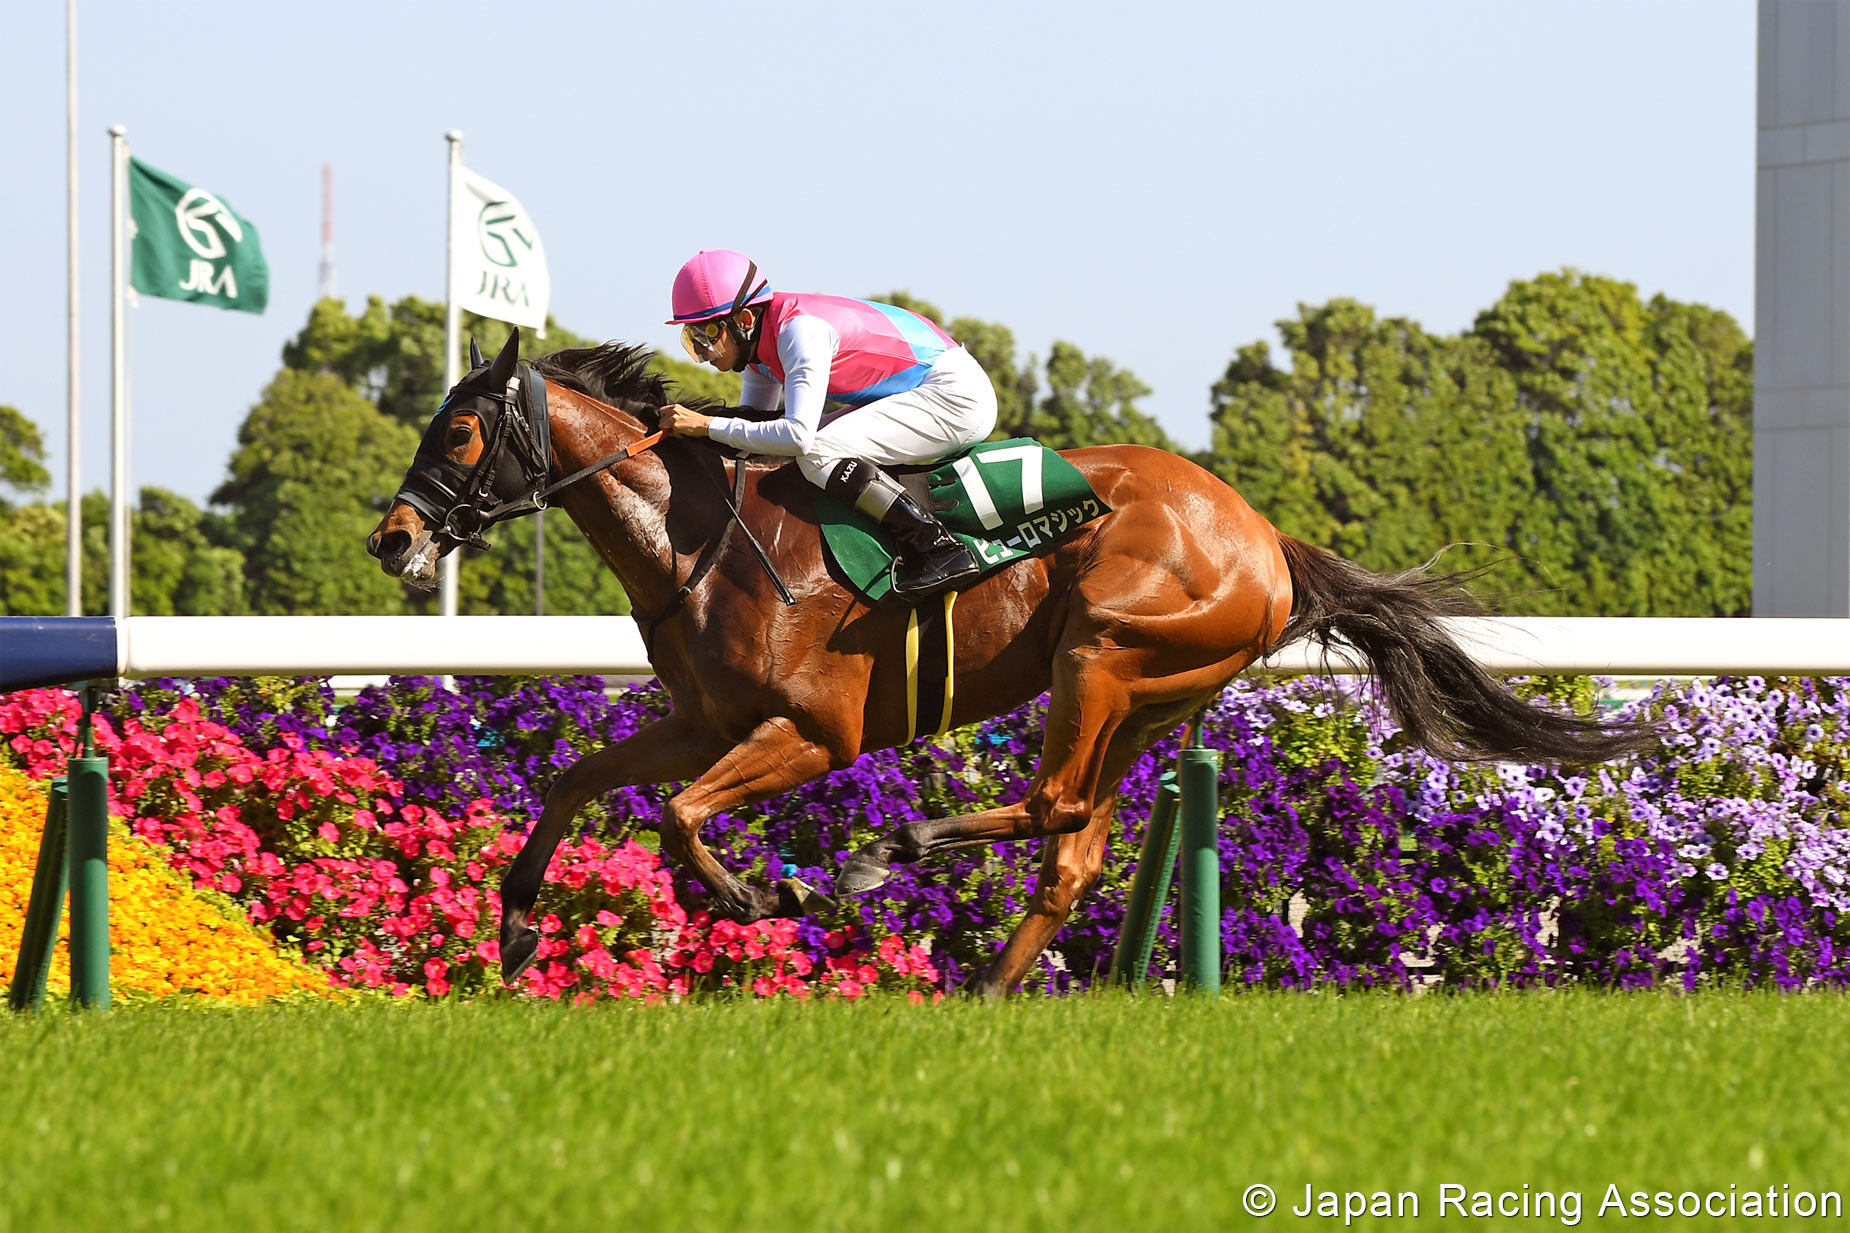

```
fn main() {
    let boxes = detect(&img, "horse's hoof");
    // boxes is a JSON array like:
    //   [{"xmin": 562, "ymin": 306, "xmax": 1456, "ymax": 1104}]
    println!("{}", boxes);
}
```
[
  {"xmin": 835, "ymin": 853, "xmax": 891, "ymax": 896},
  {"xmin": 500, "ymin": 928, "xmax": 538, "ymax": 985},
  {"xmin": 775, "ymin": 876, "xmax": 836, "ymax": 916}
]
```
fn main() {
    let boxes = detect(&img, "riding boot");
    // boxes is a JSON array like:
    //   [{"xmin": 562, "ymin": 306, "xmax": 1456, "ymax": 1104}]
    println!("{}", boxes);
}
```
[{"xmin": 826, "ymin": 458, "xmax": 981, "ymax": 601}]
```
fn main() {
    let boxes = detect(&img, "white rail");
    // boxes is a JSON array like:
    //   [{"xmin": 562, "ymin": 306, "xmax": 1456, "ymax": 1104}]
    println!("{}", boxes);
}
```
[
  {"xmin": 3, "ymin": 615, "xmax": 1847, "ymax": 692},
  {"xmin": 1256, "ymin": 616, "xmax": 1850, "ymax": 676}
]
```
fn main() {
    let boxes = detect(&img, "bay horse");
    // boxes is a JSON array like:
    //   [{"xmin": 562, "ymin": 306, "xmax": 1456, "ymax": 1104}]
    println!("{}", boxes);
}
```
[{"xmin": 367, "ymin": 329, "xmax": 1655, "ymax": 997}]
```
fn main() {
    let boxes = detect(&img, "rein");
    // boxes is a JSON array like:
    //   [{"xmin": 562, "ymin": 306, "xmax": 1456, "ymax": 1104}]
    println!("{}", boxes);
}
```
[{"xmin": 416, "ymin": 367, "xmax": 794, "ymax": 628}]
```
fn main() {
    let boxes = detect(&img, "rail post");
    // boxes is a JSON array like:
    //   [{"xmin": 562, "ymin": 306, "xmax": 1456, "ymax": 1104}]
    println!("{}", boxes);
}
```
[
  {"xmin": 1177, "ymin": 744, "xmax": 1222, "ymax": 995},
  {"xmin": 1109, "ymin": 772, "xmax": 1181, "ymax": 989},
  {"xmin": 7, "ymin": 780, "xmax": 70, "ymax": 1012},
  {"xmin": 66, "ymin": 682, "xmax": 111, "ymax": 1009}
]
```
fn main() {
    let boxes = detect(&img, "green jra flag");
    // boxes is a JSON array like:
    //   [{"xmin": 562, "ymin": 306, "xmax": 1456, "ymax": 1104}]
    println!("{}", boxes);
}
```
[{"xmin": 128, "ymin": 157, "xmax": 268, "ymax": 314}]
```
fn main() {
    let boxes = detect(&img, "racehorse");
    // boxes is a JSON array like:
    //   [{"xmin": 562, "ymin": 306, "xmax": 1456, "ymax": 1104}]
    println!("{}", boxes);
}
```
[{"xmin": 367, "ymin": 330, "xmax": 1656, "ymax": 997}]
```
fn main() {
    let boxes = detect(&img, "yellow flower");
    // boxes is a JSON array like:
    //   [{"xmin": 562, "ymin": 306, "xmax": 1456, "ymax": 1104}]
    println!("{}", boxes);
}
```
[{"xmin": 0, "ymin": 764, "xmax": 333, "ymax": 1004}]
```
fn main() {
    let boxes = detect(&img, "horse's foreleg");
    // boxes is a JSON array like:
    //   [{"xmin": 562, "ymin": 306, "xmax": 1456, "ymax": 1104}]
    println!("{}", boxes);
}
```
[
  {"xmin": 500, "ymin": 713, "xmax": 728, "ymax": 984},
  {"xmin": 966, "ymin": 801, "xmax": 1114, "ymax": 998},
  {"xmin": 660, "ymin": 716, "xmax": 838, "ymax": 924}
]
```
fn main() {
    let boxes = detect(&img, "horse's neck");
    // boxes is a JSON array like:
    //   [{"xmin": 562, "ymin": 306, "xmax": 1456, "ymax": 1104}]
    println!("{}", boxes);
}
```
[{"xmin": 545, "ymin": 385, "xmax": 715, "ymax": 619}]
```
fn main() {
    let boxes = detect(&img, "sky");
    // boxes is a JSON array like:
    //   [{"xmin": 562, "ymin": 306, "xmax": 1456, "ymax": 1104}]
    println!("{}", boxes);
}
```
[{"xmin": 2, "ymin": 1, "xmax": 1755, "ymax": 508}]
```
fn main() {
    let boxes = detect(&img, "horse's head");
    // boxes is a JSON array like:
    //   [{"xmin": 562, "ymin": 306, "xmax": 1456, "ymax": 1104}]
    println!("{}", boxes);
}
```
[{"xmin": 368, "ymin": 328, "xmax": 548, "ymax": 588}]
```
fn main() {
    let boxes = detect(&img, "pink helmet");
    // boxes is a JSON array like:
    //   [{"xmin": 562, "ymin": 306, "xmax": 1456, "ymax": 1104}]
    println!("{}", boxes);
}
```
[{"xmin": 666, "ymin": 249, "xmax": 773, "ymax": 324}]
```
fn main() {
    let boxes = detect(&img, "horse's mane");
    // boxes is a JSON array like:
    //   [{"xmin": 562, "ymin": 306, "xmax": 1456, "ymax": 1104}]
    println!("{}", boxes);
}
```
[{"xmin": 531, "ymin": 341, "xmax": 720, "ymax": 413}]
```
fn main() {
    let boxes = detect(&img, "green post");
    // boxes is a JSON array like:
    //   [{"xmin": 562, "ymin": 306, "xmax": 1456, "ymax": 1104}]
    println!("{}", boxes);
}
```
[
  {"xmin": 66, "ymin": 684, "xmax": 110, "ymax": 1010},
  {"xmin": 1177, "ymin": 747, "xmax": 1222, "ymax": 995},
  {"xmin": 1109, "ymin": 774, "xmax": 1181, "ymax": 989},
  {"xmin": 7, "ymin": 780, "xmax": 69, "ymax": 1013}
]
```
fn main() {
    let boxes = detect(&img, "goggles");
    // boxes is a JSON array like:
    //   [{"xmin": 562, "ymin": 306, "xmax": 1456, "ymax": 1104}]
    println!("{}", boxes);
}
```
[{"xmin": 680, "ymin": 317, "xmax": 728, "ymax": 361}]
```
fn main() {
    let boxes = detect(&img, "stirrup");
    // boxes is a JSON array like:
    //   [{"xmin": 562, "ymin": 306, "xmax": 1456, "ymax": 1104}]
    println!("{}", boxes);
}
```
[{"xmin": 889, "ymin": 543, "xmax": 980, "ymax": 601}]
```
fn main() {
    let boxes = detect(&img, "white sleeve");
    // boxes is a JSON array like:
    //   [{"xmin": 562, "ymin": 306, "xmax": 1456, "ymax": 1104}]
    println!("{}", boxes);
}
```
[{"xmin": 707, "ymin": 316, "xmax": 840, "ymax": 455}]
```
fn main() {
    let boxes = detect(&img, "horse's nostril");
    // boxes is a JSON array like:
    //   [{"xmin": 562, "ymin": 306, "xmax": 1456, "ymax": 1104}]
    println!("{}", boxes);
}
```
[{"xmin": 372, "ymin": 529, "xmax": 414, "ymax": 563}]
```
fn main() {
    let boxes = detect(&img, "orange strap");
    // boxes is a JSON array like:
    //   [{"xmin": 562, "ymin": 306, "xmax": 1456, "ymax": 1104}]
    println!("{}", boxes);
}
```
[{"xmin": 625, "ymin": 430, "xmax": 665, "ymax": 458}]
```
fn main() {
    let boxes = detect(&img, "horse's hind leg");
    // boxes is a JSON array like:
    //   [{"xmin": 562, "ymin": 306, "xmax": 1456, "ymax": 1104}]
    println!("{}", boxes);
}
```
[
  {"xmin": 963, "ymin": 799, "xmax": 1114, "ymax": 999},
  {"xmin": 838, "ymin": 651, "xmax": 1132, "ymax": 893},
  {"xmin": 965, "ymin": 698, "xmax": 1207, "ymax": 997}
]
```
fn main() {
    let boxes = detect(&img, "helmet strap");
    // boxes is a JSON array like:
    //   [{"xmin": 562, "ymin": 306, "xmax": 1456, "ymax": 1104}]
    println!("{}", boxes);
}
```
[{"xmin": 722, "ymin": 259, "xmax": 766, "ymax": 372}]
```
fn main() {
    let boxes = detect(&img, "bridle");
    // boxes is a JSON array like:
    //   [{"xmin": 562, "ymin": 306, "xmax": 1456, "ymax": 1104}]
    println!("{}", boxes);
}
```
[
  {"xmin": 392, "ymin": 356, "xmax": 793, "ymax": 627},
  {"xmin": 394, "ymin": 359, "xmax": 663, "ymax": 553}
]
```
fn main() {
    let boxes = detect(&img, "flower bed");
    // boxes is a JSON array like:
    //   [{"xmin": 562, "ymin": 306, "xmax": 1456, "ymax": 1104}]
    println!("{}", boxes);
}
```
[
  {"xmin": 0, "ymin": 686, "xmax": 940, "ymax": 1003},
  {"xmin": 0, "ymin": 764, "xmax": 329, "ymax": 1003},
  {"xmin": 3, "ymin": 671, "xmax": 1847, "ymax": 995}
]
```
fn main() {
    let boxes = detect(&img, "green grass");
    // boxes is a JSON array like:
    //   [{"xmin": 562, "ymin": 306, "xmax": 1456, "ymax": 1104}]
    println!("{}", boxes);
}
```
[{"xmin": 2, "ymin": 992, "xmax": 1848, "ymax": 1232}]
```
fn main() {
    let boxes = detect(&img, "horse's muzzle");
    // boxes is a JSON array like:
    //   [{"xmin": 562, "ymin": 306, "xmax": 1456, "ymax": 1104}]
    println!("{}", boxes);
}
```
[{"xmin": 370, "ymin": 526, "xmax": 440, "ymax": 589}]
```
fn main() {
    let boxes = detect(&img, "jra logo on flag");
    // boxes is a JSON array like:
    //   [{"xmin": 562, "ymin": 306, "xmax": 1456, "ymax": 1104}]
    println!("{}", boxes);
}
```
[
  {"xmin": 451, "ymin": 165, "xmax": 550, "ymax": 333},
  {"xmin": 128, "ymin": 159, "xmax": 268, "ymax": 314}
]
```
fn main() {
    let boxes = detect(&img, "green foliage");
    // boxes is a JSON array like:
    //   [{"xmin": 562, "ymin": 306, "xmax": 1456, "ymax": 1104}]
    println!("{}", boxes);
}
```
[
  {"xmin": 1209, "ymin": 273, "xmax": 1754, "ymax": 616},
  {"xmin": 0, "ymin": 405, "xmax": 51, "ymax": 505},
  {"xmin": 450, "ymin": 511, "xmax": 633, "ymax": 616},
  {"xmin": 211, "ymin": 370, "xmax": 426, "ymax": 614},
  {"xmin": 0, "ymin": 485, "xmax": 247, "ymax": 616},
  {"xmin": 0, "ymin": 501, "xmax": 68, "ymax": 613},
  {"xmin": 283, "ymin": 296, "xmax": 600, "ymax": 429},
  {"xmin": 127, "ymin": 488, "xmax": 249, "ymax": 616}
]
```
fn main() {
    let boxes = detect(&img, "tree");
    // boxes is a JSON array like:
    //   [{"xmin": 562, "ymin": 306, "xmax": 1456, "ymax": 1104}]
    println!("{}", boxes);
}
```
[
  {"xmin": 1206, "ymin": 274, "xmax": 1754, "ymax": 617},
  {"xmin": 0, "ymin": 501, "xmax": 66, "ymax": 614},
  {"xmin": 129, "ymin": 487, "xmax": 248, "ymax": 616},
  {"xmin": 0, "ymin": 405, "xmax": 51, "ymax": 508},
  {"xmin": 1206, "ymin": 299, "xmax": 1526, "ymax": 583},
  {"xmin": 211, "ymin": 370, "xmax": 425, "ymax": 614},
  {"xmin": 1470, "ymin": 271, "xmax": 1752, "ymax": 616}
]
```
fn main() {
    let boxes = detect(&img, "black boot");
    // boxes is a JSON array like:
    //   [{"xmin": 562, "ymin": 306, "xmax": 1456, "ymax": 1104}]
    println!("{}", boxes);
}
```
[
  {"xmin": 827, "ymin": 458, "xmax": 982, "ymax": 602},
  {"xmin": 879, "ymin": 492, "xmax": 981, "ymax": 600}
]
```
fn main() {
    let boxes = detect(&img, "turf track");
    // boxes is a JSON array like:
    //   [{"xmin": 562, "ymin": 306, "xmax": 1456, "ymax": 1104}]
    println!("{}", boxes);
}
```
[{"xmin": 1, "ymin": 991, "xmax": 1845, "ymax": 1232}]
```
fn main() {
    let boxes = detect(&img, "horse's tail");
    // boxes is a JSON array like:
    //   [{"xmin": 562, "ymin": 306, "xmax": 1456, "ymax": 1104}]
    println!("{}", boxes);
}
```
[{"xmin": 1270, "ymin": 534, "xmax": 1657, "ymax": 765}]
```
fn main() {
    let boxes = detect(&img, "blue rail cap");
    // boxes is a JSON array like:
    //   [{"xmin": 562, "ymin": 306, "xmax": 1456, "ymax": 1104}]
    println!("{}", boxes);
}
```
[{"xmin": 0, "ymin": 617, "xmax": 120, "ymax": 693}]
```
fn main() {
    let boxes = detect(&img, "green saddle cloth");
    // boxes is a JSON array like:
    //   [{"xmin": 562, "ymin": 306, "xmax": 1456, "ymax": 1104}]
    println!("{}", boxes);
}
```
[{"xmin": 815, "ymin": 438, "xmax": 1110, "ymax": 602}]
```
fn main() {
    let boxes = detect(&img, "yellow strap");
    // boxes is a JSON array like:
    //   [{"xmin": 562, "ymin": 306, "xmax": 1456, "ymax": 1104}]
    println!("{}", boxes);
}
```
[
  {"xmin": 904, "ymin": 607, "xmax": 921, "ymax": 743},
  {"xmin": 933, "ymin": 591, "xmax": 958, "ymax": 737},
  {"xmin": 904, "ymin": 592, "xmax": 960, "ymax": 743}
]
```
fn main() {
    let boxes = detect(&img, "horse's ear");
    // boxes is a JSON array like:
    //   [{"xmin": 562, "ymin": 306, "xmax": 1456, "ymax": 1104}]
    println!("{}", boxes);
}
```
[
  {"xmin": 488, "ymin": 328, "xmax": 521, "ymax": 387},
  {"xmin": 469, "ymin": 337, "xmax": 484, "ymax": 368}
]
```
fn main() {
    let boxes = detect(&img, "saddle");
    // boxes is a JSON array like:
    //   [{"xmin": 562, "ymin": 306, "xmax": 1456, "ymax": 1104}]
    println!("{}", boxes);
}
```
[{"xmin": 809, "ymin": 438, "xmax": 1111, "ymax": 603}]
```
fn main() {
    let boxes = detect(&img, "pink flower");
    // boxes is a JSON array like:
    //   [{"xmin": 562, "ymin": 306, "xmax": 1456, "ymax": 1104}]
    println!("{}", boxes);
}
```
[{"xmin": 317, "ymin": 822, "xmax": 340, "ymax": 842}]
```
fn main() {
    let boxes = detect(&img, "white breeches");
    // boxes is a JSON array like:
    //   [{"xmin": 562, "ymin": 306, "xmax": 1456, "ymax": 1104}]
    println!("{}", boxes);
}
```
[{"xmin": 795, "ymin": 346, "xmax": 999, "ymax": 487}]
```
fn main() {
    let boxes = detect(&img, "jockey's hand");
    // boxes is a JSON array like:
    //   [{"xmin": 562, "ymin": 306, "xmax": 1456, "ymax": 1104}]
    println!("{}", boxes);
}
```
[{"xmin": 660, "ymin": 404, "xmax": 712, "ymax": 438}]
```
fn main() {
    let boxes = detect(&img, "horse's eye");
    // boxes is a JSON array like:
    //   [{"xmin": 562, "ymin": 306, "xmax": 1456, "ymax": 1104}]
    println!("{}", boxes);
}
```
[{"xmin": 447, "ymin": 424, "xmax": 473, "ymax": 445}]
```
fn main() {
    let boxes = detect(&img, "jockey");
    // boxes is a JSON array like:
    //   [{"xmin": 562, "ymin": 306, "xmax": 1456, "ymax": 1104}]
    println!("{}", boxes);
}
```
[{"xmin": 658, "ymin": 249, "xmax": 996, "ymax": 601}]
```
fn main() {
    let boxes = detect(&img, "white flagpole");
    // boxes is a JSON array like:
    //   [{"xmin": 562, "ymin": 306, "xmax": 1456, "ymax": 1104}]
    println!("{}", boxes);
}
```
[
  {"xmin": 65, "ymin": 0, "xmax": 81, "ymax": 615},
  {"xmin": 109, "ymin": 123, "xmax": 129, "ymax": 620},
  {"xmin": 441, "ymin": 130, "xmax": 462, "ymax": 618}
]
